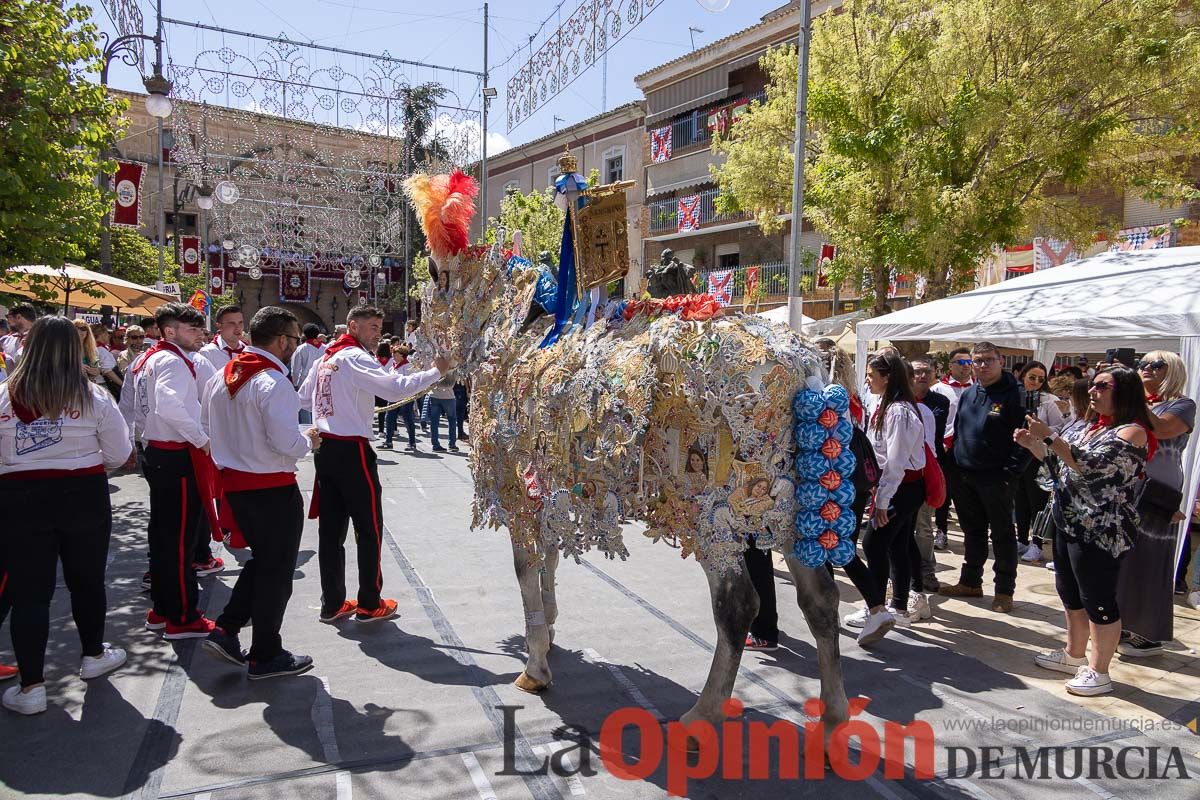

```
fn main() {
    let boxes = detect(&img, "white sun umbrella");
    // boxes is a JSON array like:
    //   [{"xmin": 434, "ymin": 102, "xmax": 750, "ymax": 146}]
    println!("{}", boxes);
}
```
[{"xmin": 0, "ymin": 264, "xmax": 177, "ymax": 316}]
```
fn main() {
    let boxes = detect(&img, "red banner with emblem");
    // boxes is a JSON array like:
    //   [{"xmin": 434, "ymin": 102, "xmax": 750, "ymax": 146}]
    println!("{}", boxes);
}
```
[
  {"xmin": 818, "ymin": 242, "xmax": 836, "ymax": 287},
  {"xmin": 280, "ymin": 261, "xmax": 311, "ymax": 302},
  {"xmin": 180, "ymin": 236, "xmax": 201, "ymax": 275},
  {"xmin": 210, "ymin": 266, "xmax": 225, "ymax": 296},
  {"xmin": 112, "ymin": 161, "xmax": 145, "ymax": 228}
]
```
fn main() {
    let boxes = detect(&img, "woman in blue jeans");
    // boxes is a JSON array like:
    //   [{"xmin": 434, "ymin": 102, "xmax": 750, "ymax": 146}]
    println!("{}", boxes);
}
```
[{"xmin": 428, "ymin": 372, "xmax": 458, "ymax": 452}]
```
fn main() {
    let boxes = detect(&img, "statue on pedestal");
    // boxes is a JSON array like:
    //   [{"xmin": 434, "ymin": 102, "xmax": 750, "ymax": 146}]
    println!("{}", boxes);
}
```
[{"xmin": 647, "ymin": 248, "xmax": 700, "ymax": 298}]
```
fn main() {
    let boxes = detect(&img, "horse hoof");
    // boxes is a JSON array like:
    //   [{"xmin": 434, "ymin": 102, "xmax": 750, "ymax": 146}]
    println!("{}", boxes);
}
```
[{"xmin": 515, "ymin": 671, "xmax": 549, "ymax": 694}]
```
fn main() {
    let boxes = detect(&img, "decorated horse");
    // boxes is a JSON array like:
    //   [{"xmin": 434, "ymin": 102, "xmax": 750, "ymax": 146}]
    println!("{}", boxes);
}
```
[{"xmin": 403, "ymin": 168, "xmax": 853, "ymax": 734}]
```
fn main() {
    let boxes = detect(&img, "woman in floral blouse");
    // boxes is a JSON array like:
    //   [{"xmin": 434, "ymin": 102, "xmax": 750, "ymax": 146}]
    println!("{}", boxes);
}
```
[{"xmin": 1014, "ymin": 366, "xmax": 1155, "ymax": 697}]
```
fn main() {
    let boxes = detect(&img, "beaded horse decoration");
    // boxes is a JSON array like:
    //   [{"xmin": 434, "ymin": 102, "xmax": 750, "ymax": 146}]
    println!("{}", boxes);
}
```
[{"xmin": 403, "ymin": 170, "xmax": 849, "ymax": 734}]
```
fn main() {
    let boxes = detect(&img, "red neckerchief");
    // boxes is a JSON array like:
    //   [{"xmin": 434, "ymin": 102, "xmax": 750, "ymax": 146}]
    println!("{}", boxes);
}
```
[
  {"xmin": 942, "ymin": 376, "xmax": 973, "ymax": 388},
  {"xmin": 1146, "ymin": 393, "xmax": 1162, "ymax": 405},
  {"xmin": 224, "ymin": 350, "xmax": 281, "ymax": 398},
  {"xmin": 394, "ymin": 355, "xmax": 408, "ymax": 371},
  {"xmin": 1087, "ymin": 415, "xmax": 1158, "ymax": 461},
  {"xmin": 132, "ymin": 339, "xmax": 196, "ymax": 378},
  {"xmin": 303, "ymin": 337, "xmax": 321, "ymax": 348},
  {"xmin": 378, "ymin": 355, "xmax": 390, "ymax": 366},
  {"xmin": 849, "ymin": 394, "xmax": 864, "ymax": 426},
  {"xmin": 322, "ymin": 333, "xmax": 365, "ymax": 362},
  {"xmin": 214, "ymin": 335, "xmax": 245, "ymax": 358}
]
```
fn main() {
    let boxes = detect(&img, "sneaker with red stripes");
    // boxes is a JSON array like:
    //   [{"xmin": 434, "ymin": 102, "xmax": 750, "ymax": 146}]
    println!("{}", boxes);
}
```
[
  {"xmin": 145, "ymin": 610, "xmax": 168, "ymax": 631},
  {"xmin": 0, "ymin": 664, "xmax": 17, "ymax": 682},
  {"xmin": 318, "ymin": 600, "xmax": 358, "ymax": 624},
  {"xmin": 355, "ymin": 598, "xmax": 399, "ymax": 624},
  {"xmin": 163, "ymin": 616, "xmax": 216, "ymax": 640},
  {"xmin": 193, "ymin": 557, "xmax": 224, "ymax": 577}
]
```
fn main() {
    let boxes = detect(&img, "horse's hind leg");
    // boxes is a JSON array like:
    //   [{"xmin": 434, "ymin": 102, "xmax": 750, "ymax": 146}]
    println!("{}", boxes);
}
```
[
  {"xmin": 540, "ymin": 545, "xmax": 560, "ymax": 646},
  {"xmin": 681, "ymin": 553, "xmax": 758, "ymax": 727},
  {"xmin": 785, "ymin": 558, "xmax": 849, "ymax": 728},
  {"xmin": 512, "ymin": 538, "xmax": 553, "ymax": 693}
]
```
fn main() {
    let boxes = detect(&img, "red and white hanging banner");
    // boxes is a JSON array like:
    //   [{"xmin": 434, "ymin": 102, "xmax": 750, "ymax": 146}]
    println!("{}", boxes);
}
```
[
  {"xmin": 817, "ymin": 242, "xmax": 836, "ymax": 287},
  {"xmin": 210, "ymin": 267, "xmax": 226, "ymax": 296},
  {"xmin": 180, "ymin": 236, "xmax": 201, "ymax": 275},
  {"xmin": 112, "ymin": 160, "xmax": 146, "ymax": 228},
  {"xmin": 650, "ymin": 126, "xmax": 672, "ymax": 163},
  {"xmin": 707, "ymin": 269, "xmax": 734, "ymax": 306},
  {"xmin": 677, "ymin": 194, "xmax": 701, "ymax": 232},
  {"xmin": 280, "ymin": 261, "xmax": 311, "ymax": 302}
]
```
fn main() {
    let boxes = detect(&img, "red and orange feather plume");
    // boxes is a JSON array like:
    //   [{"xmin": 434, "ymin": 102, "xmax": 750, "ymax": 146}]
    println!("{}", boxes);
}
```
[{"xmin": 403, "ymin": 170, "xmax": 479, "ymax": 264}]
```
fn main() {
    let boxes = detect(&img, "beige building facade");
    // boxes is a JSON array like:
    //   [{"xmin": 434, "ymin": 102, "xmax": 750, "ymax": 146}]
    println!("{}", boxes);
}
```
[{"xmin": 482, "ymin": 102, "xmax": 646, "ymax": 295}]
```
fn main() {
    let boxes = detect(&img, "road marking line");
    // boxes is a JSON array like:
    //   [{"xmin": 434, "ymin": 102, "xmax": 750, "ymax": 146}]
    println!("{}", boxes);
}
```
[
  {"xmin": 408, "ymin": 476, "xmax": 427, "ymax": 498},
  {"xmin": 582, "ymin": 648, "xmax": 665, "ymax": 722},
  {"xmin": 385, "ymin": 497, "xmax": 397, "ymax": 505},
  {"xmin": 312, "ymin": 676, "xmax": 352, "ymax": 800},
  {"xmin": 461, "ymin": 753, "xmax": 499, "ymax": 800},
  {"xmin": 533, "ymin": 743, "xmax": 586, "ymax": 796}
]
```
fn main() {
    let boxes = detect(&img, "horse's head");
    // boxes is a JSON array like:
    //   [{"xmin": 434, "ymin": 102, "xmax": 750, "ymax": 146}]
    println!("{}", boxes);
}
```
[{"xmin": 405, "ymin": 171, "xmax": 512, "ymax": 372}]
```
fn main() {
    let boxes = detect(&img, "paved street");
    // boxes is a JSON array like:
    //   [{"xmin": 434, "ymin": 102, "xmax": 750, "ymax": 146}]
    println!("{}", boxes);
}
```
[{"xmin": 1, "ymin": 435, "xmax": 1198, "ymax": 800}]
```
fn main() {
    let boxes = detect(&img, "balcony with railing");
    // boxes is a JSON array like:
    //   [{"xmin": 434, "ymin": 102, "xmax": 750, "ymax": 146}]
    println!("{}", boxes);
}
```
[
  {"xmin": 647, "ymin": 186, "xmax": 753, "ymax": 234},
  {"xmin": 662, "ymin": 89, "xmax": 767, "ymax": 158},
  {"xmin": 694, "ymin": 262, "xmax": 917, "ymax": 306}
]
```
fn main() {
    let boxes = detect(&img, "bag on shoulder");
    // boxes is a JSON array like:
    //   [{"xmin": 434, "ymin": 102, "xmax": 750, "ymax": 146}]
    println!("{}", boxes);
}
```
[
  {"xmin": 850, "ymin": 424, "xmax": 880, "ymax": 494},
  {"xmin": 922, "ymin": 443, "xmax": 946, "ymax": 508}
]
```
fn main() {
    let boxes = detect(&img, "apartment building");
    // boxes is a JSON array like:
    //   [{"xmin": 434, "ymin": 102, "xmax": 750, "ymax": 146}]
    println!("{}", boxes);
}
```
[{"xmin": 482, "ymin": 102, "xmax": 646, "ymax": 294}]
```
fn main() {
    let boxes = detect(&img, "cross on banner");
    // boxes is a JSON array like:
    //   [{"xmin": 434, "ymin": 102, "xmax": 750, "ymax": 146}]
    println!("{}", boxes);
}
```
[
  {"xmin": 651, "ymin": 126, "xmax": 672, "ymax": 163},
  {"xmin": 1109, "ymin": 226, "xmax": 1172, "ymax": 252},
  {"xmin": 708, "ymin": 269, "xmax": 733, "ymax": 306},
  {"xmin": 1033, "ymin": 237, "xmax": 1077, "ymax": 270},
  {"xmin": 678, "ymin": 194, "xmax": 701, "ymax": 232}
]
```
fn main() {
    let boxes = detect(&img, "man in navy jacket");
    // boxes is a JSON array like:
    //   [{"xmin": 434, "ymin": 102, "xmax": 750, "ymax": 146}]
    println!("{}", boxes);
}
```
[{"xmin": 940, "ymin": 342, "xmax": 1030, "ymax": 613}]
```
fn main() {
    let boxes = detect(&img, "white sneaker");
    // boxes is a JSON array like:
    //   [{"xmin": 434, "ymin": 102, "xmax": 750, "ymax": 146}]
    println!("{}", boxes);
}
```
[
  {"xmin": 1066, "ymin": 665, "xmax": 1112, "ymax": 696},
  {"xmin": 80, "ymin": 644, "xmax": 127, "ymax": 680},
  {"xmin": 907, "ymin": 592, "xmax": 932, "ymax": 622},
  {"xmin": 885, "ymin": 602, "xmax": 912, "ymax": 627},
  {"xmin": 2, "ymin": 684, "xmax": 46, "ymax": 715},
  {"xmin": 932, "ymin": 529, "xmax": 949, "ymax": 550},
  {"xmin": 1045, "ymin": 561, "xmax": 1055, "ymax": 572},
  {"xmin": 857, "ymin": 610, "xmax": 895, "ymax": 646},
  {"xmin": 1187, "ymin": 590, "xmax": 1200, "ymax": 610},
  {"xmin": 1020, "ymin": 543, "xmax": 1043, "ymax": 562},
  {"xmin": 1034, "ymin": 648, "xmax": 1087, "ymax": 674},
  {"xmin": 843, "ymin": 607, "xmax": 870, "ymax": 628}
]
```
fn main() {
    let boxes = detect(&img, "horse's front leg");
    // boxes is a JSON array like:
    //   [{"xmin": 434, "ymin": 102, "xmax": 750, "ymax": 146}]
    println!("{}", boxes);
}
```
[{"xmin": 512, "ymin": 538, "xmax": 553, "ymax": 693}]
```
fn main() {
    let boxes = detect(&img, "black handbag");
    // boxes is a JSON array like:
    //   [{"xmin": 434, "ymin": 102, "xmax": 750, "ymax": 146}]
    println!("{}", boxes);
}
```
[
  {"xmin": 1032, "ymin": 456, "xmax": 1062, "ymax": 541},
  {"xmin": 850, "ymin": 424, "xmax": 880, "ymax": 494},
  {"xmin": 1138, "ymin": 477, "xmax": 1185, "ymax": 517}
]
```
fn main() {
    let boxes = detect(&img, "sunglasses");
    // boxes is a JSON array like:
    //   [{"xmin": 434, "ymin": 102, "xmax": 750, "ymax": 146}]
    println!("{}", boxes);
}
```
[
  {"xmin": 1089, "ymin": 381, "xmax": 1114, "ymax": 392},
  {"xmin": 972, "ymin": 357, "xmax": 999, "ymax": 366},
  {"xmin": 1137, "ymin": 360, "xmax": 1167, "ymax": 372},
  {"xmin": 953, "ymin": 359, "xmax": 972, "ymax": 366},
  {"xmin": 1025, "ymin": 374, "xmax": 1046, "ymax": 383}
]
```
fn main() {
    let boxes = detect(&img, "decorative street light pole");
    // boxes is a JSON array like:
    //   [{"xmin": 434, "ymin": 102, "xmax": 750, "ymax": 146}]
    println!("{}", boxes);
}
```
[
  {"xmin": 97, "ymin": 0, "xmax": 172, "ymax": 277},
  {"xmin": 785, "ymin": 0, "xmax": 813, "ymax": 334}
]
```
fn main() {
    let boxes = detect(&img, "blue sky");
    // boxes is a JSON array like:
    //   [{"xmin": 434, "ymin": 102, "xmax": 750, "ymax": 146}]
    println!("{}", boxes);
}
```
[{"xmin": 88, "ymin": 0, "xmax": 776, "ymax": 155}]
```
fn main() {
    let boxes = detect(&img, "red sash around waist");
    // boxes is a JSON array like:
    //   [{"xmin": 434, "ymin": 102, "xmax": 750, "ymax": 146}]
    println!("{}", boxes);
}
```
[
  {"xmin": 221, "ymin": 469, "xmax": 297, "ymax": 493},
  {"xmin": 0, "ymin": 464, "xmax": 106, "ymax": 481}
]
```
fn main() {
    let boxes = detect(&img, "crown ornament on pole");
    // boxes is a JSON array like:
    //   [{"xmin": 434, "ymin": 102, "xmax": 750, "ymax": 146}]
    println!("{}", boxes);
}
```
[{"xmin": 558, "ymin": 147, "xmax": 578, "ymax": 175}]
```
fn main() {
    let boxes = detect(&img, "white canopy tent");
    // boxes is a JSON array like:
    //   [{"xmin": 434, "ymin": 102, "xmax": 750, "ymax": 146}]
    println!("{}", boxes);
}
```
[
  {"xmin": 753, "ymin": 304, "xmax": 816, "ymax": 328},
  {"xmin": 857, "ymin": 246, "xmax": 1200, "ymax": 571}
]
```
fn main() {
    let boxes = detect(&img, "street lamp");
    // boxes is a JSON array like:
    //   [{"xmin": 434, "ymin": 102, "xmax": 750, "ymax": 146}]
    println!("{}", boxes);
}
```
[
  {"xmin": 143, "ymin": 71, "xmax": 173, "ymax": 119},
  {"xmin": 195, "ymin": 184, "xmax": 215, "ymax": 211},
  {"xmin": 97, "ymin": 0, "xmax": 171, "ymax": 280}
]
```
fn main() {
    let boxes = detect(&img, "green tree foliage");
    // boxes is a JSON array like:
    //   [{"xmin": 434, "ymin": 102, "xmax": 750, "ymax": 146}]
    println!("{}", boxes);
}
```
[
  {"xmin": 713, "ymin": 0, "xmax": 1200, "ymax": 314},
  {"xmin": 0, "ymin": 1, "xmax": 126, "ymax": 270},
  {"xmin": 485, "ymin": 187, "xmax": 565, "ymax": 264},
  {"xmin": 407, "ymin": 253, "xmax": 431, "ymax": 300},
  {"xmin": 81, "ymin": 227, "xmax": 232, "ymax": 311}
]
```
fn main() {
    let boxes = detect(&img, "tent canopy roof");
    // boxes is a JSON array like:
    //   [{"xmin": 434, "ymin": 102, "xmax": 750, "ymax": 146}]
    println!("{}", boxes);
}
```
[
  {"xmin": 857, "ymin": 247, "xmax": 1200, "ymax": 352},
  {"xmin": 0, "ymin": 264, "xmax": 176, "ymax": 316}
]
